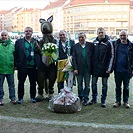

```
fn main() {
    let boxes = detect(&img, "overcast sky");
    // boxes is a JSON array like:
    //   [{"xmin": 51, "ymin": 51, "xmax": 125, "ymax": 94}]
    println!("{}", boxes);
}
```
[{"xmin": 0, "ymin": 0, "xmax": 51, "ymax": 10}]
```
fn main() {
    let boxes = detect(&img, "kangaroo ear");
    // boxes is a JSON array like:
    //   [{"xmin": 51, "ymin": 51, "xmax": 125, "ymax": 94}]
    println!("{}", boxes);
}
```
[
  {"xmin": 47, "ymin": 15, "xmax": 53, "ymax": 23},
  {"xmin": 39, "ymin": 18, "xmax": 46, "ymax": 23}
]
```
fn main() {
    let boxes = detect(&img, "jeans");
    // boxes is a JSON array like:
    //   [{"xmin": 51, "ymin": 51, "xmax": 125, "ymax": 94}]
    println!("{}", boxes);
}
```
[
  {"xmin": 0, "ymin": 74, "xmax": 16, "ymax": 101},
  {"xmin": 18, "ymin": 68, "xmax": 37, "ymax": 99},
  {"xmin": 114, "ymin": 71, "xmax": 130, "ymax": 103},
  {"xmin": 92, "ymin": 76, "xmax": 108, "ymax": 103},
  {"xmin": 76, "ymin": 73, "xmax": 91, "ymax": 101}
]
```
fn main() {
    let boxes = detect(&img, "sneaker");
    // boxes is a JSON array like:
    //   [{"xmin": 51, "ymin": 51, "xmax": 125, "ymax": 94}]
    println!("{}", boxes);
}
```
[
  {"xmin": 82, "ymin": 100, "xmax": 89, "ymax": 106},
  {"xmin": 18, "ymin": 99, "xmax": 23, "ymax": 104},
  {"xmin": 113, "ymin": 102, "xmax": 121, "ymax": 108},
  {"xmin": 0, "ymin": 100, "xmax": 4, "ymax": 106},
  {"xmin": 124, "ymin": 102, "xmax": 130, "ymax": 109},
  {"xmin": 31, "ymin": 98, "xmax": 36, "ymax": 103},
  {"xmin": 89, "ymin": 99, "xmax": 97, "ymax": 105},
  {"xmin": 10, "ymin": 100, "xmax": 17, "ymax": 105},
  {"xmin": 101, "ymin": 103, "xmax": 106, "ymax": 108}
]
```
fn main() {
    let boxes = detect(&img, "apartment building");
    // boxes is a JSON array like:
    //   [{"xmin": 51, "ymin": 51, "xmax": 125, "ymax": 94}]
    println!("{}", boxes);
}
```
[
  {"xmin": 1, "ymin": 0, "xmax": 132, "ymax": 36},
  {"xmin": 2, "ymin": 7, "xmax": 41, "ymax": 33},
  {"xmin": 63, "ymin": 0, "xmax": 131, "ymax": 35},
  {"xmin": 130, "ymin": 0, "xmax": 133, "ymax": 33},
  {"xmin": 0, "ymin": 10, "xmax": 7, "ymax": 31},
  {"xmin": 17, "ymin": 8, "xmax": 41, "ymax": 32},
  {"xmin": 3, "ymin": 7, "xmax": 24, "ymax": 32}
]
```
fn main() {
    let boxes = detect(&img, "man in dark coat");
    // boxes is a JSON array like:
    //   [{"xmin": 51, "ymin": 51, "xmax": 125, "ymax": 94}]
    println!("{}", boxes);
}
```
[
  {"xmin": 14, "ymin": 27, "xmax": 41, "ymax": 104},
  {"xmin": 113, "ymin": 30, "xmax": 133, "ymax": 108},
  {"xmin": 89, "ymin": 27, "xmax": 114, "ymax": 107},
  {"xmin": 72, "ymin": 32, "xmax": 94, "ymax": 106}
]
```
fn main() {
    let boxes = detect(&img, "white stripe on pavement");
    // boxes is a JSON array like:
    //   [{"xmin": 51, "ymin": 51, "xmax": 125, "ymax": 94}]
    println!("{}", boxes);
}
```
[{"xmin": 0, "ymin": 115, "xmax": 133, "ymax": 130}]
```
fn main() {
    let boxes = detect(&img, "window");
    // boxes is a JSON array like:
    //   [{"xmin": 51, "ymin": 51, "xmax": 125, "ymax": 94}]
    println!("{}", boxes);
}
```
[
  {"xmin": 74, "ymin": 23, "xmax": 80, "ymax": 28},
  {"xmin": 122, "ymin": 22, "xmax": 128, "ymax": 28},
  {"xmin": 89, "ymin": 15, "xmax": 95, "ymax": 19},
  {"xmin": 110, "ymin": 15, "xmax": 115, "ymax": 19},
  {"xmin": 110, "ymin": 22, "xmax": 115, "ymax": 27},
  {"xmin": 97, "ymin": 6, "xmax": 103, "ymax": 11},
  {"xmin": 123, "ymin": 15, "xmax": 127, "ymax": 19},
  {"xmin": 116, "ymin": 22, "xmax": 121, "ymax": 27},
  {"xmin": 81, "ymin": 22, "xmax": 88, "ymax": 28},
  {"xmin": 73, "ymin": 8, "xmax": 80, "ymax": 13},
  {"xmin": 103, "ymin": 6, "xmax": 108, "ymax": 11},
  {"xmin": 104, "ymin": 15, "xmax": 108, "ymax": 19},
  {"xmin": 110, "ymin": 6, "xmax": 115, "ymax": 11},
  {"xmin": 116, "ymin": 15, "xmax": 122, "ymax": 19}
]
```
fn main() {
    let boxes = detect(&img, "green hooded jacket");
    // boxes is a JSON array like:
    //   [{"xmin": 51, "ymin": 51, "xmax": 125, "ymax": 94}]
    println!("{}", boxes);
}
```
[{"xmin": 0, "ymin": 38, "xmax": 15, "ymax": 74}]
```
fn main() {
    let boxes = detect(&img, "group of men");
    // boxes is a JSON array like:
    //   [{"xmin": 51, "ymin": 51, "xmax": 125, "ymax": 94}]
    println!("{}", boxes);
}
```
[
  {"xmin": 0, "ymin": 27, "xmax": 132, "ymax": 109},
  {"xmin": 72, "ymin": 28, "xmax": 133, "ymax": 108}
]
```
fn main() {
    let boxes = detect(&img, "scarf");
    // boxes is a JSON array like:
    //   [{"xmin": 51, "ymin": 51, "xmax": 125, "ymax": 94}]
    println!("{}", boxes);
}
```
[{"xmin": 0, "ymin": 38, "xmax": 12, "ymax": 46}]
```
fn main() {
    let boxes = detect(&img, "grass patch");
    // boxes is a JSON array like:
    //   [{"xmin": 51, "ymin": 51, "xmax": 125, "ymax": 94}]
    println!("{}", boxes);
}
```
[{"xmin": 0, "ymin": 71, "xmax": 133, "ymax": 132}]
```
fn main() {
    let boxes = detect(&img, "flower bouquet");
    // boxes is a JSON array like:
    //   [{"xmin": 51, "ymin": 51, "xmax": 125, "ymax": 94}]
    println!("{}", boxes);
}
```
[{"xmin": 42, "ymin": 43, "xmax": 58, "ymax": 66}]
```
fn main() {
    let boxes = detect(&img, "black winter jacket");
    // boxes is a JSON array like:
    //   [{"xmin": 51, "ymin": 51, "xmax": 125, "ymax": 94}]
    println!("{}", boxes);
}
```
[{"xmin": 92, "ymin": 35, "xmax": 114, "ymax": 77}]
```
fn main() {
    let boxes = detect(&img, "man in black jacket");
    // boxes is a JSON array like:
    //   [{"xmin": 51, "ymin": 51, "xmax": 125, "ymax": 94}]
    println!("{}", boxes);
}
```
[
  {"xmin": 15, "ymin": 27, "xmax": 41, "ymax": 104},
  {"xmin": 113, "ymin": 30, "xmax": 133, "ymax": 108},
  {"xmin": 72, "ymin": 32, "xmax": 94, "ymax": 106},
  {"xmin": 89, "ymin": 27, "xmax": 114, "ymax": 107}
]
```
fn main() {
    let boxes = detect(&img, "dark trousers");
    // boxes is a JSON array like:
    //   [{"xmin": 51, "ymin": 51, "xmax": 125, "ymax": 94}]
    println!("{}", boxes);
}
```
[
  {"xmin": 76, "ymin": 73, "xmax": 91, "ymax": 101},
  {"xmin": 114, "ymin": 71, "xmax": 131, "ymax": 103},
  {"xmin": 17, "ymin": 68, "xmax": 37, "ymax": 99},
  {"xmin": 37, "ymin": 63, "xmax": 57, "ymax": 95},
  {"xmin": 92, "ymin": 76, "xmax": 108, "ymax": 103},
  {"xmin": 57, "ymin": 81, "xmax": 64, "ymax": 93}
]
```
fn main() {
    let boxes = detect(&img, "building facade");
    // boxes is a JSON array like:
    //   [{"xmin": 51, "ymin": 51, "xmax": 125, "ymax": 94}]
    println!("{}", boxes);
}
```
[
  {"xmin": 63, "ymin": 0, "xmax": 131, "ymax": 35},
  {"xmin": 41, "ymin": 0, "xmax": 69, "ymax": 34},
  {"xmin": 0, "ymin": 0, "xmax": 132, "ymax": 37}
]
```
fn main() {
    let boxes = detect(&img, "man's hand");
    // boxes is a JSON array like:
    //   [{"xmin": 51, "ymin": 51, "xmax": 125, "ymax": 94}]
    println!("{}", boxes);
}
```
[
  {"xmin": 106, "ymin": 71, "xmax": 110, "ymax": 74},
  {"xmin": 74, "ymin": 70, "xmax": 78, "ymax": 74}
]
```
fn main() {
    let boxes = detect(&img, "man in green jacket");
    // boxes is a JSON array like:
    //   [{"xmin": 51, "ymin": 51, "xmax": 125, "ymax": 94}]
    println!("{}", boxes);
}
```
[{"xmin": 0, "ymin": 30, "xmax": 16, "ymax": 105}]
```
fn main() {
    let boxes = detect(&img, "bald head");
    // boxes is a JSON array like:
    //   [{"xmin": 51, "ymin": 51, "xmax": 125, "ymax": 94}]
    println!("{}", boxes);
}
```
[
  {"xmin": 119, "ymin": 30, "xmax": 128, "ymax": 44},
  {"xmin": 1, "ymin": 30, "xmax": 9, "ymax": 41}
]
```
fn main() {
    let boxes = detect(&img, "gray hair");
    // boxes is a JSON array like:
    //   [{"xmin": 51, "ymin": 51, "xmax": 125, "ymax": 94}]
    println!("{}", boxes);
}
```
[
  {"xmin": 119, "ymin": 30, "xmax": 128, "ymax": 36},
  {"xmin": 1, "ymin": 30, "xmax": 8, "ymax": 35},
  {"xmin": 78, "ymin": 32, "xmax": 86, "ymax": 38}
]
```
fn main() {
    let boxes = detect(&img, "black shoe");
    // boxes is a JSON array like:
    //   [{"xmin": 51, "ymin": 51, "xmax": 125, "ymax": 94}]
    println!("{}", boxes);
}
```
[
  {"xmin": 31, "ymin": 98, "xmax": 36, "ymax": 103},
  {"xmin": 89, "ymin": 100, "xmax": 97, "ymax": 105},
  {"xmin": 79, "ymin": 97, "xmax": 84, "ymax": 102},
  {"xmin": 36, "ymin": 95, "xmax": 44, "ymax": 102},
  {"xmin": 101, "ymin": 103, "xmax": 106, "ymax": 108},
  {"xmin": 18, "ymin": 99, "xmax": 23, "ymax": 104},
  {"xmin": 82, "ymin": 100, "xmax": 89, "ymax": 106}
]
